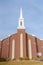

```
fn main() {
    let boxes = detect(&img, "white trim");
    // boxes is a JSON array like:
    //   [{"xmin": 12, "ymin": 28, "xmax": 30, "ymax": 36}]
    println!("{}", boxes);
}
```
[
  {"xmin": 28, "ymin": 39, "xmax": 32, "ymax": 59},
  {"xmin": 12, "ymin": 39, "xmax": 15, "ymax": 59},
  {"xmin": 32, "ymin": 34, "xmax": 35, "ymax": 36},
  {"xmin": 20, "ymin": 33, "xmax": 23, "ymax": 57},
  {"xmin": 40, "ymin": 39, "xmax": 43, "ymax": 40},
  {"xmin": 17, "ymin": 27, "xmax": 25, "ymax": 29}
]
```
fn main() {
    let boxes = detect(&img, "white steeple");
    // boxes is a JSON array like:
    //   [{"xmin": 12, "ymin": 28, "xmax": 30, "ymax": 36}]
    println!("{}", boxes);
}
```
[{"xmin": 17, "ymin": 8, "xmax": 25, "ymax": 29}]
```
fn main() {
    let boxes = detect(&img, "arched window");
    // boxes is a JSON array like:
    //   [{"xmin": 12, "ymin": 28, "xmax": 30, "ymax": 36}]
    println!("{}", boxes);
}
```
[{"xmin": 20, "ymin": 21, "xmax": 22, "ymax": 26}]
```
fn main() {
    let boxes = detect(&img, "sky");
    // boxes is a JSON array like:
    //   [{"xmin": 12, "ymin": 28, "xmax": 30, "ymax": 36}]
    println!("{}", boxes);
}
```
[{"xmin": 0, "ymin": 0, "xmax": 43, "ymax": 40}]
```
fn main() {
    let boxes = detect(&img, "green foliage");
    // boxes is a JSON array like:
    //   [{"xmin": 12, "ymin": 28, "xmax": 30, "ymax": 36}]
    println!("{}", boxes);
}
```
[
  {"xmin": 25, "ymin": 57, "xmax": 29, "ymax": 60},
  {"xmin": 0, "ymin": 58, "xmax": 6, "ymax": 62},
  {"xmin": 0, "ymin": 57, "xmax": 11, "ymax": 62},
  {"xmin": 6, "ymin": 58, "xmax": 11, "ymax": 61},
  {"xmin": 19, "ymin": 57, "xmax": 24, "ymax": 60},
  {"xmin": 19, "ymin": 57, "xmax": 29, "ymax": 60}
]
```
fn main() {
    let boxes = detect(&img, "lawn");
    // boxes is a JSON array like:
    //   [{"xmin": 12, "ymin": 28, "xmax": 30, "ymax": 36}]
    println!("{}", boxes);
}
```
[{"xmin": 0, "ymin": 60, "xmax": 43, "ymax": 65}]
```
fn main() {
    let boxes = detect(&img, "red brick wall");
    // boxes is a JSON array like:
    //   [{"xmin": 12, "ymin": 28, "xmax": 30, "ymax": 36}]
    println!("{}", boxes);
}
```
[
  {"xmin": 27, "ymin": 34, "xmax": 37, "ymax": 59},
  {"xmin": 37, "ymin": 39, "xmax": 43, "ymax": 58},
  {"xmin": 31, "ymin": 37, "xmax": 37, "ymax": 59},
  {"xmin": 9, "ymin": 34, "xmax": 17, "ymax": 59},
  {"xmin": 16, "ymin": 29, "xmax": 27, "ymax": 58},
  {"xmin": 0, "ymin": 30, "xmax": 43, "ymax": 60},
  {"xmin": 1, "ymin": 38, "xmax": 9, "ymax": 59}
]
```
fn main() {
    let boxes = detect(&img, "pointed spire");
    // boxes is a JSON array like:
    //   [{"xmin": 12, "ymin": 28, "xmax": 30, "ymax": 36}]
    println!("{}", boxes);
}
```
[
  {"xmin": 17, "ymin": 8, "xmax": 25, "ymax": 29},
  {"xmin": 20, "ymin": 8, "xmax": 23, "ymax": 18}
]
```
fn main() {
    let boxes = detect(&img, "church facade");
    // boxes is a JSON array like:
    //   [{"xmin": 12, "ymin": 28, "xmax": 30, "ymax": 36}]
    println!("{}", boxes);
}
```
[{"xmin": 0, "ymin": 8, "xmax": 43, "ymax": 60}]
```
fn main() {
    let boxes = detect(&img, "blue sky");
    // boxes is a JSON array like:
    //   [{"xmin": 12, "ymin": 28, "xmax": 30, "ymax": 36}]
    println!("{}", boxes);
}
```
[{"xmin": 0, "ymin": 0, "xmax": 43, "ymax": 39}]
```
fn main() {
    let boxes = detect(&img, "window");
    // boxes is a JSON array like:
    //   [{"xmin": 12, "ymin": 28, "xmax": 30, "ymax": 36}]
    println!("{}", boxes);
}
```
[{"xmin": 20, "ymin": 22, "xmax": 22, "ymax": 26}]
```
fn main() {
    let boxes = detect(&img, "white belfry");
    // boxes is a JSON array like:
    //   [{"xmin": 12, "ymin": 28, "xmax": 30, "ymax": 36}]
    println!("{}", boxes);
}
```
[{"xmin": 17, "ymin": 8, "xmax": 25, "ymax": 29}]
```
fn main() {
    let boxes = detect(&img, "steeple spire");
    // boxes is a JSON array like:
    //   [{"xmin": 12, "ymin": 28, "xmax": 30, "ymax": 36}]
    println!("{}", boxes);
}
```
[
  {"xmin": 17, "ymin": 8, "xmax": 25, "ymax": 29},
  {"xmin": 20, "ymin": 8, "xmax": 23, "ymax": 18}
]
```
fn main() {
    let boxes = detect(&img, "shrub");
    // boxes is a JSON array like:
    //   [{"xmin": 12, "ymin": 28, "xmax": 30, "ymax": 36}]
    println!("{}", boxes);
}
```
[
  {"xmin": 6, "ymin": 58, "xmax": 11, "ymax": 61},
  {"xmin": 25, "ymin": 57, "xmax": 29, "ymax": 60},
  {"xmin": 19, "ymin": 57, "xmax": 24, "ymax": 60},
  {"xmin": 0, "ymin": 58, "xmax": 6, "ymax": 62}
]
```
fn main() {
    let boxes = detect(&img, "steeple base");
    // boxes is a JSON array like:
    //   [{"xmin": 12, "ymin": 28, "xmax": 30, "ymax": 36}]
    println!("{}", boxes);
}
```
[{"xmin": 17, "ymin": 27, "xmax": 25, "ymax": 29}]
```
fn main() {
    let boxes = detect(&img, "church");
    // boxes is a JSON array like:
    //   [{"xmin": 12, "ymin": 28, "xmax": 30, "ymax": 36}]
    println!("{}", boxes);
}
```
[{"xmin": 0, "ymin": 8, "xmax": 43, "ymax": 60}]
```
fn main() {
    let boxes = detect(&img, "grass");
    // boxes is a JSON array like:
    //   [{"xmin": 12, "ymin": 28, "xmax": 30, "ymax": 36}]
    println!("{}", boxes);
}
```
[{"xmin": 0, "ymin": 60, "xmax": 43, "ymax": 65}]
